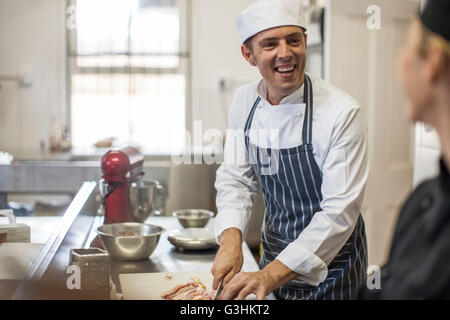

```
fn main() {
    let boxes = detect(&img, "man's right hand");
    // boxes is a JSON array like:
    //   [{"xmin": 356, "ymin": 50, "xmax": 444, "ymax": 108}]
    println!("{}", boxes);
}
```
[{"xmin": 211, "ymin": 228, "xmax": 244, "ymax": 292}]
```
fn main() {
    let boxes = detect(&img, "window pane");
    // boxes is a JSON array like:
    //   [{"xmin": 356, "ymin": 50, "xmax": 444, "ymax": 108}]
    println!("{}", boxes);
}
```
[
  {"xmin": 130, "ymin": 6, "xmax": 180, "ymax": 54},
  {"xmin": 76, "ymin": 55, "xmax": 180, "ymax": 69},
  {"xmin": 71, "ymin": 74, "xmax": 185, "ymax": 154},
  {"xmin": 75, "ymin": 0, "xmax": 180, "ymax": 56},
  {"xmin": 76, "ymin": 0, "xmax": 138, "ymax": 54},
  {"xmin": 70, "ymin": 0, "xmax": 186, "ymax": 155},
  {"xmin": 130, "ymin": 74, "xmax": 185, "ymax": 154}
]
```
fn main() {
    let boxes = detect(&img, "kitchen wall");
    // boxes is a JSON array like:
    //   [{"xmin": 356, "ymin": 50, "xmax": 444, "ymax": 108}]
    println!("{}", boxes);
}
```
[
  {"xmin": 413, "ymin": 124, "xmax": 441, "ymax": 187},
  {"xmin": 191, "ymin": 0, "xmax": 260, "ymax": 133},
  {"xmin": 0, "ymin": 0, "xmax": 66, "ymax": 156}
]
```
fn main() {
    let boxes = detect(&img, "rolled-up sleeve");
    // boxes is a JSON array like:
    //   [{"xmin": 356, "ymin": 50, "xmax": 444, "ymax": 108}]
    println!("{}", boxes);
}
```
[{"xmin": 276, "ymin": 105, "xmax": 369, "ymax": 286}]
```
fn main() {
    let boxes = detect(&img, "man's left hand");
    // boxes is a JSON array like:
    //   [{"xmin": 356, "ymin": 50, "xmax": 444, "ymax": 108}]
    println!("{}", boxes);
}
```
[
  {"xmin": 218, "ymin": 259, "xmax": 300, "ymax": 300},
  {"xmin": 218, "ymin": 269, "xmax": 275, "ymax": 300}
]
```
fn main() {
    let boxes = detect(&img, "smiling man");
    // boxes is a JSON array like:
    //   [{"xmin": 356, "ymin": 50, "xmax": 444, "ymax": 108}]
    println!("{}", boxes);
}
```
[
  {"xmin": 212, "ymin": 0, "xmax": 369, "ymax": 300},
  {"xmin": 243, "ymin": 25, "xmax": 306, "ymax": 105}
]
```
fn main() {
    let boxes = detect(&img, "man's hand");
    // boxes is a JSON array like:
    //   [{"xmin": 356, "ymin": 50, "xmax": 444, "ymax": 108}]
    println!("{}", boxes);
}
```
[
  {"xmin": 218, "ymin": 269, "xmax": 274, "ymax": 300},
  {"xmin": 211, "ymin": 228, "xmax": 244, "ymax": 291},
  {"xmin": 219, "ymin": 259, "xmax": 300, "ymax": 300}
]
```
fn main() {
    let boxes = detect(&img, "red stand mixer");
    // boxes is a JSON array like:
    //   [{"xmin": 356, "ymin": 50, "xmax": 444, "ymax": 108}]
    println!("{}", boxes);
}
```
[
  {"xmin": 91, "ymin": 146, "xmax": 164, "ymax": 248},
  {"xmin": 100, "ymin": 146, "xmax": 144, "ymax": 224}
]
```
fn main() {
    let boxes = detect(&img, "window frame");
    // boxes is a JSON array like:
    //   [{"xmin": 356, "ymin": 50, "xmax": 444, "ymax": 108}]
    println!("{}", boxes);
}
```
[{"xmin": 64, "ymin": 0, "xmax": 192, "ymax": 157}]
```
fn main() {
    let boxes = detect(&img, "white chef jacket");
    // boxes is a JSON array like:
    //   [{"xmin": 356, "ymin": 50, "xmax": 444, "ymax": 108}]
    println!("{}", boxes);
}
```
[{"xmin": 214, "ymin": 73, "xmax": 369, "ymax": 286}]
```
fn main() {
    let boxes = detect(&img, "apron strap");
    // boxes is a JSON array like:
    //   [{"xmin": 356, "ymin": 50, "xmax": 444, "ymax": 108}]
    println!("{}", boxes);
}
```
[
  {"xmin": 244, "ymin": 96, "xmax": 261, "ymax": 133},
  {"xmin": 302, "ymin": 74, "xmax": 314, "ymax": 145},
  {"xmin": 244, "ymin": 74, "xmax": 314, "ymax": 146},
  {"xmin": 244, "ymin": 96, "xmax": 261, "ymax": 150}
]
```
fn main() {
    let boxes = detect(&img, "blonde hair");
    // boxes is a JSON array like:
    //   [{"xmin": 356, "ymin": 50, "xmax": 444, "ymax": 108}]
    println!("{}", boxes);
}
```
[{"xmin": 419, "ymin": 23, "xmax": 450, "ymax": 60}]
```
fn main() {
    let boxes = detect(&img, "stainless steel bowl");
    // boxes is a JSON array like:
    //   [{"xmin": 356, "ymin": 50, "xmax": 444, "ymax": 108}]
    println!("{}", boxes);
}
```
[
  {"xmin": 96, "ymin": 222, "xmax": 165, "ymax": 261},
  {"xmin": 130, "ymin": 179, "xmax": 165, "ymax": 221},
  {"xmin": 172, "ymin": 209, "xmax": 215, "ymax": 228},
  {"xmin": 168, "ymin": 227, "xmax": 218, "ymax": 251}
]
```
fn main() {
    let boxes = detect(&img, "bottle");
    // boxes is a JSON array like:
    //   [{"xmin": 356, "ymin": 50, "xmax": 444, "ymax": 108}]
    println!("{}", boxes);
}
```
[
  {"xmin": 49, "ymin": 118, "xmax": 61, "ymax": 152},
  {"xmin": 60, "ymin": 126, "xmax": 72, "ymax": 152}
]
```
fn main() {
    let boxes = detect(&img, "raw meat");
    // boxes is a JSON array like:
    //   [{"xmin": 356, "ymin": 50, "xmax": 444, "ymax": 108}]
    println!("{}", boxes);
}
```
[
  {"xmin": 161, "ymin": 277, "xmax": 216, "ymax": 300},
  {"xmin": 118, "ymin": 230, "xmax": 136, "ymax": 236}
]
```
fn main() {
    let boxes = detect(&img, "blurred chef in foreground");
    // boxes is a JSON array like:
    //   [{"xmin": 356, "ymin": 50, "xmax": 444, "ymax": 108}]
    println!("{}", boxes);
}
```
[
  {"xmin": 361, "ymin": 0, "xmax": 450, "ymax": 299},
  {"xmin": 212, "ymin": 0, "xmax": 369, "ymax": 300}
]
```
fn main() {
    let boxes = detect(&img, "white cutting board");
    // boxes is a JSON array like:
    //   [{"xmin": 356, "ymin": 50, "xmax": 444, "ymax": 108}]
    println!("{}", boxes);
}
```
[
  {"xmin": 0, "ymin": 243, "xmax": 43, "ymax": 280},
  {"xmin": 120, "ymin": 271, "xmax": 214, "ymax": 300},
  {"xmin": 119, "ymin": 271, "xmax": 256, "ymax": 300}
]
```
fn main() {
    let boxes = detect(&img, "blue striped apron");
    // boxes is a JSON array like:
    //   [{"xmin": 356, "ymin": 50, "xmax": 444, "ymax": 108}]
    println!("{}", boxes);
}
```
[{"xmin": 244, "ymin": 74, "xmax": 368, "ymax": 300}]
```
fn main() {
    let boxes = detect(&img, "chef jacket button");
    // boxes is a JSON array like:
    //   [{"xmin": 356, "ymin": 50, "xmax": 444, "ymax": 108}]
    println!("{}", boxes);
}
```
[{"xmin": 297, "ymin": 112, "xmax": 303, "ymax": 117}]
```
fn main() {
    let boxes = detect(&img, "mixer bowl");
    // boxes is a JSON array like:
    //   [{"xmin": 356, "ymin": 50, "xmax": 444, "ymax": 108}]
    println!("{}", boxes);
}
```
[
  {"xmin": 96, "ymin": 222, "xmax": 165, "ymax": 261},
  {"xmin": 129, "ymin": 180, "xmax": 165, "ymax": 222}
]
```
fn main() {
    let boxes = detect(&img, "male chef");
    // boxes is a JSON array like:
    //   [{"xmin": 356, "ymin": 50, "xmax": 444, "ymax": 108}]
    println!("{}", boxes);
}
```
[{"xmin": 212, "ymin": 0, "xmax": 369, "ymax": 300}]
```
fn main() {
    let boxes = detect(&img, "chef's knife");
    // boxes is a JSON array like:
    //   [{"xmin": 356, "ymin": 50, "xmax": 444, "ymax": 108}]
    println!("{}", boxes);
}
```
[{"xmin": 214, "ymin": 279, "xmax": 224, "ymax": 300}]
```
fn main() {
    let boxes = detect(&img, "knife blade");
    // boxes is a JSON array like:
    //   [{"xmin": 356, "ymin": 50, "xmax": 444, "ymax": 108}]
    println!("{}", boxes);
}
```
[{"xmin": 214, "ymin": 279, "xmax": 224, "ymax": 300}]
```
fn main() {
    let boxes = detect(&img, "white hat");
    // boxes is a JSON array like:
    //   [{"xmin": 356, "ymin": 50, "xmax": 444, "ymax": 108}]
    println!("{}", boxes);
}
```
[{"xmin": 236, "ymin": 0, "xmax": 307, "ymax": 43}]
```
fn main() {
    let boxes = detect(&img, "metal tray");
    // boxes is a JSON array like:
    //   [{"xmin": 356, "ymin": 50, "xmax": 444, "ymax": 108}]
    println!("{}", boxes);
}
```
[{"xmin": 167, "ymin": 228, "xmax": 218, "ymax": 250}]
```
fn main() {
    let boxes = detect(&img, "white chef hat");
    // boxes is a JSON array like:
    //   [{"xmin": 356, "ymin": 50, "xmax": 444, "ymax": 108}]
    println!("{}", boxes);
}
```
[{"xmin": 236, "ymin": 0, "xmax": 307, "ymax": 43}]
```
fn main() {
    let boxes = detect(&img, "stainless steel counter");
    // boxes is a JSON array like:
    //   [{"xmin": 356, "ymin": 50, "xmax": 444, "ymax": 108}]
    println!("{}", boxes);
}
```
[
  {"xmin": 8, "ymin": 181, "xmax": 271, "ymax": 300},
  {"xmin": 14, "ymin": 216, "xmax": 62, "ymax": 244},
  {"xmin": 0, "ymin": 161, "xmax": 170, "ymax": 194},
  {"xmin": 87, "ymin": 216, "xmax": 261, "ymax": 296},
  {"xmin": 0, "ymin": 161, "xmax": 215, "ymax": 218}
]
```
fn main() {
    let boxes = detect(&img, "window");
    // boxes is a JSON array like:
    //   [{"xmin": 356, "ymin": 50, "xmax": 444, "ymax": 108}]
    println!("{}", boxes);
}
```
[{"xmin": 66, "ymin": 0, "xmax": 190, "ymax": 155}]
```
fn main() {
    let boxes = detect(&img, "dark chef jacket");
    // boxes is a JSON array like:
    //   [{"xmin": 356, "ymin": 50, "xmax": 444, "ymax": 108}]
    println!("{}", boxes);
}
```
[{"xmin": 360, "ymin": 158, "xmax": 450, "ymax": 300}]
